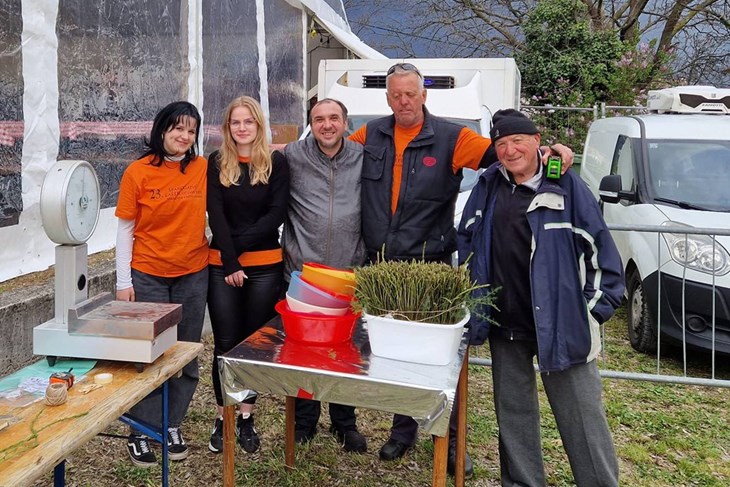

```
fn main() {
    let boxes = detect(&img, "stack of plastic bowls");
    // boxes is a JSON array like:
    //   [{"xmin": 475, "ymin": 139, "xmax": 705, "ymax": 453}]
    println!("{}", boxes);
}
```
[
  {"xmin": 287, "ymin": 271, "xmax": 352, "ymax": 309},
  {"xmin": 279, "ymin": 265, "xmax": 359, "ymax": 345},
  {"xmin": 301, "ymin": 263, "xmax": 356, "ymax": 297}
]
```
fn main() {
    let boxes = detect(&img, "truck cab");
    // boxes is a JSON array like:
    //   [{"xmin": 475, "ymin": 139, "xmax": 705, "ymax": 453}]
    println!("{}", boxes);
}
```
[{"xmin": 580, "ymin": 86, "xmax": 730, "ymax": 355}]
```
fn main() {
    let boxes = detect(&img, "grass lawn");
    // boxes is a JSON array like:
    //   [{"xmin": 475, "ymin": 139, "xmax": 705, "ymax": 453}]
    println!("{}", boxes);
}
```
[{"xmin": 30, "ymin": 305, "xmax": 730, "ymax": 486}]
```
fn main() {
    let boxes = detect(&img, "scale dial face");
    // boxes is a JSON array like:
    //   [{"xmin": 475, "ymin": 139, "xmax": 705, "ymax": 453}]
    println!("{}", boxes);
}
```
[{"xmin": 40, "ymin": 160, "xmax": 101, "ymax": 245}]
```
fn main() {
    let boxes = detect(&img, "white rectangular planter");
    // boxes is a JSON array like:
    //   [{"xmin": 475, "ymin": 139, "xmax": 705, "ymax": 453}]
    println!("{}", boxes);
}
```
[{"xmin": 363, "ymin": 311, "xmax": 469, "ymax": 365}]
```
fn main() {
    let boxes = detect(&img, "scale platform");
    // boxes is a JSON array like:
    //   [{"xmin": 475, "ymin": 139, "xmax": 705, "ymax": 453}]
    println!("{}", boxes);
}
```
[{"xmin": 33, "ymin": 292, "xmax": 181, "ymax": 365}]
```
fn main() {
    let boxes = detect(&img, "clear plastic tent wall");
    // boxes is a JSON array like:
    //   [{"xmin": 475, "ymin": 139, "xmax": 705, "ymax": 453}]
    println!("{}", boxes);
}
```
[
  {"xmin": 57, "ymin": 1, "xmax": 187, "ymax": 210},
  {"xmin": 322, "ymin": 0, "xmax": 348, "ymax": 19},
  {"xmin": 0, "ymin": 0, "xmax": 365, "ymax": 282},
  {"xmin": 0, "ymin": 0, "xmax": 23, "ymax": 230}
]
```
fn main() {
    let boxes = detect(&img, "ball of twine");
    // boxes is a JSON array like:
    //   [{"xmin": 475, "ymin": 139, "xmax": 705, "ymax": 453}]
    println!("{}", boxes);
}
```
[{"xmin": 45, "ymin": 382, "xmax": 68, "ymax": 406}]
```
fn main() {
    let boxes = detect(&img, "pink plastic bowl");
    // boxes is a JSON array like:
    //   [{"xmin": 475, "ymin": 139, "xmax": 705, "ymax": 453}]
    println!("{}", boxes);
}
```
[
  {"xmin": 286, "ymin": 292, "xmax": 349, "ymax": 316},
  {"xmin": 276, "ymin": 300, "xmax": 359, "ymax": 345},
  {"xmin": 288, "ymin": 271, "xmax": 353, "ymax": 308}
]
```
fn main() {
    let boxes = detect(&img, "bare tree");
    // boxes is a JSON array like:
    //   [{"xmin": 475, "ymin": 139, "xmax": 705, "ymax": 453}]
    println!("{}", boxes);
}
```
[{"xmin": 344, "ymin": 0, "xmax": 730, "ymax": 86}]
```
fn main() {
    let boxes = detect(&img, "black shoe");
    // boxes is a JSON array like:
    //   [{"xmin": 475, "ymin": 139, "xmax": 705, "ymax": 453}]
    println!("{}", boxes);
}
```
[
  {"xmin": 208, "ymin": 417, "xmax": 223, "ymax": 453},
  {"xmin": 294, "ymin": 427, "xmax": 316, "ymax": 444},
  {"xmin": 167, "ymin": 427, "xmax": 189, "ymax": 461},
  {"xmin": 236, "ymin": 414, "xmax": 261, "ymax": 453},
  {"xmin": 329, "ymin": 425, "xmax": 367, "ymax": 453},
  {"xmin": 379, "ymin": 438, "xmax": 411, "ymax": 461},
  {"xmin": 447, "ymin": 446, "xmax": 474, "ymax": 478},
  {"xmin": 127, "ymin": 434, "xmax": 157, "ymax": 468}
]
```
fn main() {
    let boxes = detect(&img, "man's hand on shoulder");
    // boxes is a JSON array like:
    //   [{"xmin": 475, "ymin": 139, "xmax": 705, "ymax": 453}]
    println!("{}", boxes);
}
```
[{"xmin": 540, "ymin": 143, "xmax": 574, "ymax": 174}]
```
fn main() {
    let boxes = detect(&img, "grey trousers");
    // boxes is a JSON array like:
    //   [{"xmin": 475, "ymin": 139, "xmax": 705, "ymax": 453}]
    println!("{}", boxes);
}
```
[
  {"xmin": 128, "ymin": 267, "xmax": 208, "ymax": 431},
  {"xmin": 489, "ymin": 335, "xmax": 619, "ymax": 487}
]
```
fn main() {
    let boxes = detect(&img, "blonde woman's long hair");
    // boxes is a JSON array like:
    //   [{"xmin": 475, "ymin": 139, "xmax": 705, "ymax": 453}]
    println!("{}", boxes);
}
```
[{"xmin": 218, "ymin": 96, "xmax": 272, "ymax": 187}]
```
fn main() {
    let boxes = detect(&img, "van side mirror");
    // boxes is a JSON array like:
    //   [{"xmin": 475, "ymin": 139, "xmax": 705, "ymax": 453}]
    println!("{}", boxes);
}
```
[{"xmin": 599, "ymin": 174, "xmax": 635, "ymax": 204}]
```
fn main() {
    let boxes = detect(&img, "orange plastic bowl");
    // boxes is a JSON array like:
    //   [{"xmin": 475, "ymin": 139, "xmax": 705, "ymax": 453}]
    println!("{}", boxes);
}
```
[
  {"xmin": 301, "ymin": 262, "xmax": 356, "ymax": 297},
  {"xmin": 276, "ymin": 300, "xmax": 359, "ymax": 345}
]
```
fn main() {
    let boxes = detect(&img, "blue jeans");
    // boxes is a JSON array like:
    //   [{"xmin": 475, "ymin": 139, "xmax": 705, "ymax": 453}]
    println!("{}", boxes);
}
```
[{"xmin": 128, "ymin": 266, "xmax": 208, "ymax": 430}]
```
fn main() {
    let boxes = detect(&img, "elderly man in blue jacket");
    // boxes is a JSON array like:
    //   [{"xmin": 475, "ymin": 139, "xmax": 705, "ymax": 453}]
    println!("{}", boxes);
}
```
[{"xmin": 457, "ymin": 109, "xmax": 624, "ymax": 486}]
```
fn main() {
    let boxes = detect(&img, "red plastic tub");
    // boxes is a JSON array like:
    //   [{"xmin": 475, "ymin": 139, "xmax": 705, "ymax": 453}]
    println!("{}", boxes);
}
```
[{"xmin": 275, "ymin": 300, "xmax": 359, "ymax": 345}]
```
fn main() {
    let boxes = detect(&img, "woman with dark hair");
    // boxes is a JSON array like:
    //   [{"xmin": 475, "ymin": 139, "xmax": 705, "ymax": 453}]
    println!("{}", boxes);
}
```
[
  {"xmin": 115, "ymin": 101, "xmax": 209, "ymax": 467},
  {"xmin": 206, "ymin": 95, "xmax": 289, "ymax": 454}
]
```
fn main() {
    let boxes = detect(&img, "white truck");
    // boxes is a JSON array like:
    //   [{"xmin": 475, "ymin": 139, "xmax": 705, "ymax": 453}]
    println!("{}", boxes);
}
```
[
  {"xmin": 316, "ymin": 57, "xmax": 521, "ymax": 136},
  {"xmin": 580, "ymin": 86, "xmax": 730, "ymax": 355},
  {"xmin": 314, "ymin": 57, "xmax": 521, "ymax": 214}
]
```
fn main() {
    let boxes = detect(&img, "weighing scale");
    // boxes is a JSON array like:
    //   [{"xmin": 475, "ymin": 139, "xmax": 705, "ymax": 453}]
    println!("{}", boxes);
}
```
[{"xmin": 32, "ymin": 160, "xmax": 181, "ymax": 370}]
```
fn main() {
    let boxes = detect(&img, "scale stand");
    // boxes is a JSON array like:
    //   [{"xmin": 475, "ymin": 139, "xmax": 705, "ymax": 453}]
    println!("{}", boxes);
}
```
[{"xmin": 32, "ymin": 160, "xmax": 181, "ymax": 370}]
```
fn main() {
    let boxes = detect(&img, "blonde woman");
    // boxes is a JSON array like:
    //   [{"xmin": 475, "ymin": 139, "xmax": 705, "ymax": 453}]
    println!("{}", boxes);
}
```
[{"xmin": 206, "ymin": 96, "xmax": 289, "ymax": 453}]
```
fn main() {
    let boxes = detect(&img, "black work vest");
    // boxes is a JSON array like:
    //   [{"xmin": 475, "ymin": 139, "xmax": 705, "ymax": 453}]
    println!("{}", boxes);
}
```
[{"xmin": 361, "ymin": 110, "xmax": 464, "ymax": 261}]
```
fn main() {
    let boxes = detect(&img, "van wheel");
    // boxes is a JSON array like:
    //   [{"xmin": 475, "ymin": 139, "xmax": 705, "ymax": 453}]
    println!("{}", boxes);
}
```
[{"xmin": 627, "ymin": 271, "xmax": 657, "ymax": 353}]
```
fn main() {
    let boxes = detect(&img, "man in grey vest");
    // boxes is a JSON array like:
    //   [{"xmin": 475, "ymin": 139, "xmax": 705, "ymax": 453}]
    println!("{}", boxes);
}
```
[{"xmin": 348, "ymin": 62, "xmax": 575, "ymax": 478}]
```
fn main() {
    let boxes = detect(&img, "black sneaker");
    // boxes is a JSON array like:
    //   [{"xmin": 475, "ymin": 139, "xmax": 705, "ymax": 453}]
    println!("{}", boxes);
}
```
[
  {"xmin": 167, "ymin": 427, "xmax": 189, "ymax": 460},
  {"xmin": 236, "ymin": 414, "xmax": 260, "ymax": 453},
  {"xmin": 127, "ymin": 434, "xmax": 156, "ymax": 468},
  {"xmin": 329, "ymin": 425, "xmax": 367, "ymax": 453},
  {"xmin": 208, "ymin": 417, "xmax": 223, "ymax": 453}
]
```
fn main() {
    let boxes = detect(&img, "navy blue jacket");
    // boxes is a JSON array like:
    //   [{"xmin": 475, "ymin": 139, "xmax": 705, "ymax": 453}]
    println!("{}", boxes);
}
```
[{"xmin": 457, "ymin": 164, "xmax": 625, "ymax": 372}]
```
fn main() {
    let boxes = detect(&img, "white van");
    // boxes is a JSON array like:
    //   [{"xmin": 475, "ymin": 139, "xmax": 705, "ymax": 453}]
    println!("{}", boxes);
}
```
[{"xmin": 580, "ymin": 86, "xmax": 730, "ymax": 355}]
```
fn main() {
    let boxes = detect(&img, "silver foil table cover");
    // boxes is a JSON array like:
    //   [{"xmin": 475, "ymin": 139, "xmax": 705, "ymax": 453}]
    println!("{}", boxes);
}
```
[{"xmin": 219, "ymin": 316, "xmax": 468, "ymax": 437}]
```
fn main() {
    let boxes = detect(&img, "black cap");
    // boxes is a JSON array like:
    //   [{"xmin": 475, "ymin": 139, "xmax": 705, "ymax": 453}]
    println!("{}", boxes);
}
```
[{"xmin": 489, "ymin": 109, "xmax": 539, "ymax": 142}]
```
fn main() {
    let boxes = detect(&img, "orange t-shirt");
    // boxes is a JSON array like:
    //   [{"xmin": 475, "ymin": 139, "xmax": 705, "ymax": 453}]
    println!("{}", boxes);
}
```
[
  {"xmin": 349, "ymin": 124, "xmax": 491, "ymax": 213},
  {"xmin": 115, "ymin": 154, "xmax": 209, "ymax": 277}
]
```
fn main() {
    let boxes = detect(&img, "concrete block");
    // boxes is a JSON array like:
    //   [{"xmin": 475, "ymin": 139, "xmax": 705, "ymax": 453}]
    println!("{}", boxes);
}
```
[
  {"xmin": 0, "ymin": 258, "xmax": 115, "ymax": 376},
  {"xmin": 0, "ymin": 256, "xmax": 212, "ymax": 377}
]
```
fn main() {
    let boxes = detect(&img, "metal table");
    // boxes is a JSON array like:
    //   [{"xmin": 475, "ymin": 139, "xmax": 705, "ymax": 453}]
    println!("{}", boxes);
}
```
[{"xmin": 219, "ymin": 317, "xmax": 469, "ymax": 487}]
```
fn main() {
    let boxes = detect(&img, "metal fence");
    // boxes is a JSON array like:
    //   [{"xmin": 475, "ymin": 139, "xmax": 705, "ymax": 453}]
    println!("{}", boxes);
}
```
[
  {"xmin": 469, "ymin": 223, "xmax": 730, "ymax": 389},
  {"xmin": 522, "ymin": 103, "xmax": 646, "ymax": 154}
]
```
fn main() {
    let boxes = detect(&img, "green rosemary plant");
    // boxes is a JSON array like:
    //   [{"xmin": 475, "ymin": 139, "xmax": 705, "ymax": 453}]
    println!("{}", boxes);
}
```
[{"xmin": 352, "ymin": 259, "xmax": 496, "ymax": 324}]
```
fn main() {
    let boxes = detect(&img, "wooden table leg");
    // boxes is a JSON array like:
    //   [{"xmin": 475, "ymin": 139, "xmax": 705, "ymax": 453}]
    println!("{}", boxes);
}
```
[
  {"xmin": 432, "ymin": 433, "xmax": 449, "ymax": 487},
  {"xmin": 223, "ymin": 405, "xmax": 236, "ymax": 487},
  {"xmin": 285, "ymin": 396, "xmax": 296, "ymax": 468},
  {"xmin": 455, "ymin": 346, "xmax": 469, "ymax": 487}
]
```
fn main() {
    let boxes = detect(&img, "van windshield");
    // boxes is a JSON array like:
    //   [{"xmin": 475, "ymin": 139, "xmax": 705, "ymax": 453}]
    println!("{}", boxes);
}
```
[{"xmin": 646, "ymin": 139, "xmax": 730, "ymax": 211}]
